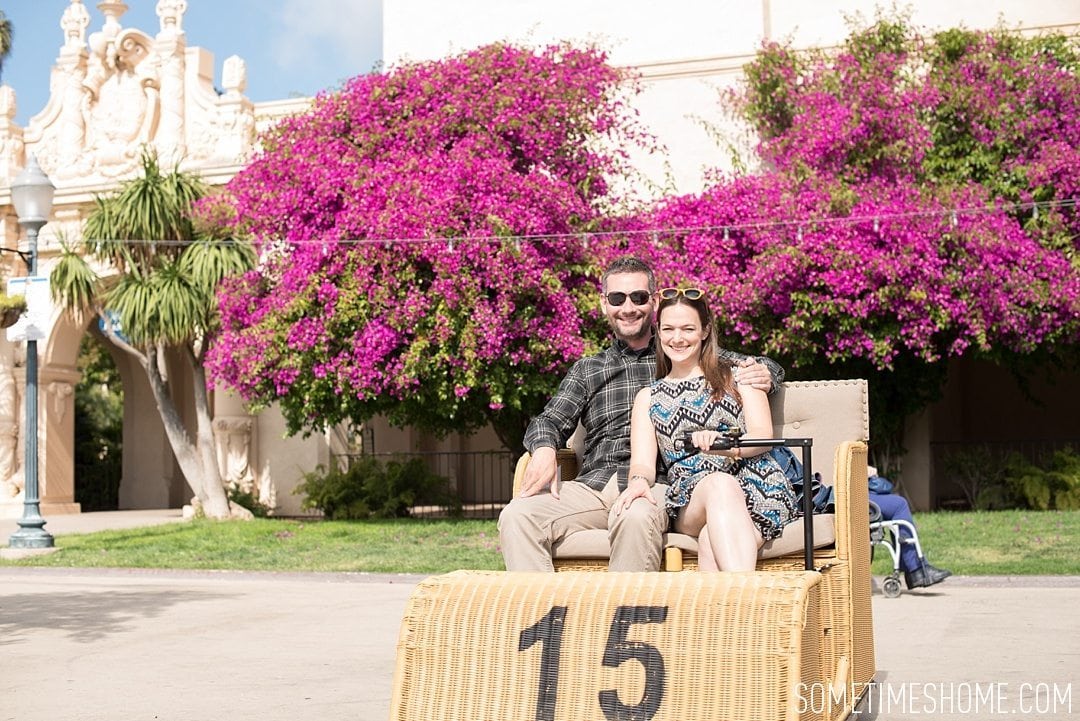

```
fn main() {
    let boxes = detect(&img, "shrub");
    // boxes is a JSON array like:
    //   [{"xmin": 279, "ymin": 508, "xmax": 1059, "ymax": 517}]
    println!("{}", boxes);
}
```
[
  {"xmin": 942, "ymin": 445, "xmax": 1014, "ymax": 510},
  {"xmin": 1005, "ymin": 447, "xmax": 1080, "ymax": 511},
  {"xmin": 294, "ymin": 456, "xmax": 461, "ymax": 520},
  {"xmin": 945, "ymin": 445, "xmax": 1080, "ymax": 510},
  {"xmin": 227, "ymin": 483, "xmax": 274, "ymax": 518}
]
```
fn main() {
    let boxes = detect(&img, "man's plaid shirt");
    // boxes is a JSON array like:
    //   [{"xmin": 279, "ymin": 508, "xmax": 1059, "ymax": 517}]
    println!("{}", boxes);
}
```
[{"xmin": 524, "ymin": 337, "xmax": 784, "ymax": 491}]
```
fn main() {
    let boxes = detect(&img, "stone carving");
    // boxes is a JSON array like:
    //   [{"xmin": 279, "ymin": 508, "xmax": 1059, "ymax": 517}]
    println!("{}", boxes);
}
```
[
  {"xmin": 61, "ymin": 0, "xmax": 92, "ymax": 51},
  {"xmin": 85, "ymin": 29, "xmax": 160, "ymax": 176},
  {"xmin": 153, "ymin": 0, "xmax": 188, "ymax": 164},
  {"xmin": 47, "ymin": 382, "xmax": 75, "ymax": 422},
  {"xmin": 114, "ymin": 30, "xmax": 152, "ymax": 72},
  {"xmin": 156, "ymin": 0, "xmax": 187, "ymax": 36},
  {"xmin": 213, "ymin": 416, "xmax": 255, "ymax": 490},
  {"xmin": 0, "ymin": 366, "xmax": 20, "ymax": 492},
  {"xmin": 155, "ymin": 45, "xmax": 186, "ymax": 163},
  {"xmin": 87, "ymin": 2, "xmax": 127, "ymax": 73},
  {"xmin": 223, "ymin": 55, "xmax": 247, "ymax": 96},
  {"xmin": 24, "ymin": 0, "xmax": 266, "ymax": 180},
  {"xmin": 57, "ymin": 51, "xmax": 90, "ymax": 172},
  {"xmin": 0, "ymin": 87, "xmax": 24, "ymax": 183},
  {"xmin": 257, "ymin": 460, "xmax": 277, "ymax": 512}
]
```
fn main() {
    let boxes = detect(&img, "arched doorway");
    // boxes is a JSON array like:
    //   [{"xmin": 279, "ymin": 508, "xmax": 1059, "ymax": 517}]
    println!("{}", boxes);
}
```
[
  {"xmin": 40, "ymin": 311, "xmax": 185, "ymax": 512},
  {"xmin": 73, "ymin": 329, "xmax": 123, "ymax": 511}
]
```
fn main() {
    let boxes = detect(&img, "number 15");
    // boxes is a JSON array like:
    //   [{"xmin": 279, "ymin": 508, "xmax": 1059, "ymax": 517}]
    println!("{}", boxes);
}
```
[{"xmin": 519, "ymin": 605, "xmax": 669, "ymax": 721}]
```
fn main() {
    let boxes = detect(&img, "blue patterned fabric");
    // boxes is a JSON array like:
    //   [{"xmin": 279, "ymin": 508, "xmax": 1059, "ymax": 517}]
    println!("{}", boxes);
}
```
[
  {"xmin": 524, "ymin": 337, "xmax": 784, "ymax": 491},
  {"xmin": 649, "ymin": 376, "xmax": 797, "ymax": 540}
]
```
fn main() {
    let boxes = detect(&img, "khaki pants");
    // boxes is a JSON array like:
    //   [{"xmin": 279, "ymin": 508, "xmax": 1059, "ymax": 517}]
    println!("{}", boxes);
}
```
[{"xmin": 498, "ymin": 474, "xmax": 670, "ymax": 572}]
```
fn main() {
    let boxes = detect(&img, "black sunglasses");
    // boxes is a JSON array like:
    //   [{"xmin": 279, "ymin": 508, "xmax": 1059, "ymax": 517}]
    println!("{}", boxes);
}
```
[
  {"xmin": 658, "ymin": 287, "xmax": 705, "ymax": 301},
  {"xmin": 605, "ymin": 290, "xmax": 652, "ymax": 306}
]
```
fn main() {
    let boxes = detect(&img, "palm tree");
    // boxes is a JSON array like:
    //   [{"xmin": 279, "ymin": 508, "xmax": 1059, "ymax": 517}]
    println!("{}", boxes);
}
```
[
  {"xmin": 51, "ymin": 150, "xmax": 255, "ymax": 519},
  {"xmin": 0, "ymin": 12, "xmax": 12, "ymax": 82}
]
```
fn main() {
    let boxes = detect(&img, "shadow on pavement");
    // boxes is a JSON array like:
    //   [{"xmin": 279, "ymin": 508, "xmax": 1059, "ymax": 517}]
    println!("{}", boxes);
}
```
[{"xmin": 0, "ymin": 588, "xmax": 229, "ymax": 644}]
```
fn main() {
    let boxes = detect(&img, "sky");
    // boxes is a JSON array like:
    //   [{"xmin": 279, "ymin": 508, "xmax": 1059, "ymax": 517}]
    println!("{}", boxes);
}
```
[{"xmin": 0, "ymin": 0, "xmax": 383, "ymax": 127}]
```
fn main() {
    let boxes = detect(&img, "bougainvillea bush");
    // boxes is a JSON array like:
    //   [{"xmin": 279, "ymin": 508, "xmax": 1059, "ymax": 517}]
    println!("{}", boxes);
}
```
[
  {"xmin": 207, "ymin": 42, "xmax": 652, "ymax": 447},
  {"xmin": 210, "ymin": 18, "xmax": 1079, "ymax": 460},
  {"xmin": 596, "ymin": 16, "xmax": 1080, "ymax": 461},
  {"xmin": 710, "ymin": 17, "xmax": 1080, "ymax": 361}
]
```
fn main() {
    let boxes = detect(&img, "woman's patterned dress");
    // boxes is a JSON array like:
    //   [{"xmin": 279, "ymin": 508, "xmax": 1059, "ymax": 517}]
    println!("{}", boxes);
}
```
[{"xmin": 650, "ymin": 376, "xmax": 797, "ymax": 540}]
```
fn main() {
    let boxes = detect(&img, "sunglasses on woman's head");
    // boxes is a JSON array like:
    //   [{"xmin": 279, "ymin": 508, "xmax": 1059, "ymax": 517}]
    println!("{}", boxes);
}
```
[
  {"xmin": 605, "ymin": 290, "xmax": 652, "ymax": 306},
  {"xmin": 658, "ymin": 287, "xmax": 705, "ymax": 300}
]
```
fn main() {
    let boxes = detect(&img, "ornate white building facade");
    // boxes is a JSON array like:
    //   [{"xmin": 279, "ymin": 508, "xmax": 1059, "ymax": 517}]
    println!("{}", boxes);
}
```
[
  {"xmin": 1, "ymin": 0, "xmax": 1077, "ymax": 517},
  {"xmin": 0, "ymin": 0, "xmax": 326, "ymax": 517}
]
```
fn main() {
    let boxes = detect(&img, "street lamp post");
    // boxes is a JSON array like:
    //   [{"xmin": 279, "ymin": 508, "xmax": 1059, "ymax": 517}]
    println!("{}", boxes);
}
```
[{"xmin": 7, "ymin": 155, "xmax": 55, "ymax": 550}]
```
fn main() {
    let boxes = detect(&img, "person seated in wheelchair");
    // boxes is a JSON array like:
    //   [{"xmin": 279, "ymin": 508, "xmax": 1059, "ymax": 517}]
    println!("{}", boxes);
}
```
[{"xmin": 869, "ymin": 466, "xmax": 952, "ymax": 590}]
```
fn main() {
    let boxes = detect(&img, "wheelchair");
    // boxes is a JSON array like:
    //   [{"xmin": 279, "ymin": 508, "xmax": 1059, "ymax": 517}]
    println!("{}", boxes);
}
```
[{"xmin": 869, "ymin": 499, "xmax": 926, "ymax": 598}]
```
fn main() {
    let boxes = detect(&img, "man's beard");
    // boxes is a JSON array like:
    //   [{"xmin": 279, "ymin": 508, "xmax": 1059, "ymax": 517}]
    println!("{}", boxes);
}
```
[{"xmin": 610, "ymin": 314, "xmax": 651, "ymax": 343}]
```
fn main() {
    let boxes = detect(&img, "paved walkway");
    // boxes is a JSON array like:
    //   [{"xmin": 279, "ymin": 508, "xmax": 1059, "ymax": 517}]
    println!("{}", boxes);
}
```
[
  {"xmin": 0, "ymin": 508, "xmax": 185, "ymax": 539},
  {"xmin": 2, "ymin": 512, "xmax": 1078, "ymax": 720}
]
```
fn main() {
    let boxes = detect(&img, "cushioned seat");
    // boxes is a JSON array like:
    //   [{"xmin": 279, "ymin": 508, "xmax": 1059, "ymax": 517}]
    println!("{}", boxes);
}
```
[{"xmin": 552, "ymin": 514, "xmax": 836, "ymax": 561}]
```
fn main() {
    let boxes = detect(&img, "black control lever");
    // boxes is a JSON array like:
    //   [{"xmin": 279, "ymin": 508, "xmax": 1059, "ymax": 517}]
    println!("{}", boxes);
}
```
[
  {"xmin": 679, "ymin": 426, "xmax": 744, "ymax": 452},
  {"xmin": 674, "ymin": 429, "xmax": 818, "ymax": 572}
]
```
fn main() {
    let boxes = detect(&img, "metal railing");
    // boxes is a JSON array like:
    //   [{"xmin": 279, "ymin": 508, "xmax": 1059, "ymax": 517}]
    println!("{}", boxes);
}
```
[{"xmin": 333, "ymin": 450, "xmax": 516, "ymax": 519}]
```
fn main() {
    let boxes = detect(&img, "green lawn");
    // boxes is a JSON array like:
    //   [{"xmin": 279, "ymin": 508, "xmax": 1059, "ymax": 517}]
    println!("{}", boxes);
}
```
[
  {"xmin": 2, "ymin": 510, "xmax": 1077, "ymax": 575},
  {"xmin": 0, "ymin": 518, "xmax": 504, "ymax": 574},
  {"xmin": 869, "ymin": 509, "xmax": 1079, "ymax": 576}
]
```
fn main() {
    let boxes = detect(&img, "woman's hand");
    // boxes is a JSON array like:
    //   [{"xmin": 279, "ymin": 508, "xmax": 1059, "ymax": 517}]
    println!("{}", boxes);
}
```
[
  {"xmin": 612, "ymin": 474, "xmax": 656, "ymax": 516},
  {"xmin": 691, "ymin": 430, "xmax": 722, "ymax": 453}
]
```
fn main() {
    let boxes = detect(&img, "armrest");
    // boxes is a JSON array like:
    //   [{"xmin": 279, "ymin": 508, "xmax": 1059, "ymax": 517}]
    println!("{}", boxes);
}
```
[
  {"xmin": 511, "ymin": 450, "xmax": 580, "ymax": 497},
  {"xmin": 511, "ymin": 453, "xmax": 531, "ymax": 497},
  {"xmin": 831, "ymin": 440, "xmax": 870, "ymax": 562}
]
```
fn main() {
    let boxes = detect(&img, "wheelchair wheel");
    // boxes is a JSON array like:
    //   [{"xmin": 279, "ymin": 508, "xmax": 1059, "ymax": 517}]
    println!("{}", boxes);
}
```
[{"xmin": 882, "ymin": 576, "xmax": 902, "ymax": 598}]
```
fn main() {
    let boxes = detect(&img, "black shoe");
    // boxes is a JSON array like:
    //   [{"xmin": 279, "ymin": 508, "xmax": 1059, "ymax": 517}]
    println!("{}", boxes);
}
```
[{"xmin": 904, "ymin": 562, "xmax": 952, "ymax": 590}]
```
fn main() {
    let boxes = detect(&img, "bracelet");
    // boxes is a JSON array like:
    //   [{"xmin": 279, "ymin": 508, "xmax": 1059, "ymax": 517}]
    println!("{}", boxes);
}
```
[{"xmin": 630, "ymin": 473, "xmax": 652, "ymax": 487}]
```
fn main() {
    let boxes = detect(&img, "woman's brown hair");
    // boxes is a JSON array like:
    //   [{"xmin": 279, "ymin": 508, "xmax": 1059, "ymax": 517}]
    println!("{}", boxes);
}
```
[{"xmin": 654, "ymin": 294, "xmax": 737, "ymax": 402}]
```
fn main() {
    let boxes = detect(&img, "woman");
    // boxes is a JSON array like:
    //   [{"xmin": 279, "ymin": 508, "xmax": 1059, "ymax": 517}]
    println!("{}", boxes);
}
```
[{"xmin": 627, "ymin": 288, "xmax": 797, "ymax": 571}]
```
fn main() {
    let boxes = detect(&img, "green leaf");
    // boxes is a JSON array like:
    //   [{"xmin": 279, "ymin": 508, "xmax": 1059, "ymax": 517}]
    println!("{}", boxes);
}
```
[{"xmin": 50, "ymin": 245, "xmax": 101, "ymax": 314}]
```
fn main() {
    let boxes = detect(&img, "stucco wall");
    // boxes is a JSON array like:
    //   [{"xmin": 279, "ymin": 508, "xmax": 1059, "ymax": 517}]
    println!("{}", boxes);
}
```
[{"xmin": 385, "ymin": 0, "xmax": 1080, "ymax": 196}]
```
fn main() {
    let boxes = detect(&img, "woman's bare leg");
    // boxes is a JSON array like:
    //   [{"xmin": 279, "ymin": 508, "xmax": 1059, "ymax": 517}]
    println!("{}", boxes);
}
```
[
  {"xmin": 696, "ymin": 524, "xmax": 718, "ymax": 571},
  {"xmin": 676, "ymin": 473, "xmax": 762, "ymax": 571}
]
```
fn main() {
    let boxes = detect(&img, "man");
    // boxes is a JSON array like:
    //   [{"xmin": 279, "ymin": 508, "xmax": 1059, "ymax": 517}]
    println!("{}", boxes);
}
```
[{"xmin": 498, "ymin": 256, "xmax": 784, "ymax": 571}]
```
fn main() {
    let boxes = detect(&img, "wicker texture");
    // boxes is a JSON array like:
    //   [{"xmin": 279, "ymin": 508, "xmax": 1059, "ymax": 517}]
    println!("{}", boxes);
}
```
[
  {"xmin": 391, "ymin": 570, "xmax": 827, "ymax": 721},
  {"xmin": 757, "ymin": 442, "xmax": 873, "ymax": 720},
  {"xmin": 511, "ymin": 449, "xmax": 580, "ymax": 500},
  {"xmin": 506, "ymin": 380, "xmax": 876, "ymax": 718},
  {"xmin": 832, "ymin": 441, "xmax": 875, "ymax": 694}
]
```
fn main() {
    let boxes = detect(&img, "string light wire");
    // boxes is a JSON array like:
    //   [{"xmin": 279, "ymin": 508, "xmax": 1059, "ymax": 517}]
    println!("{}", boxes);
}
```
[{"xmin": 69, "ymin": 198, "xmax": 1074, "ymax": 248}]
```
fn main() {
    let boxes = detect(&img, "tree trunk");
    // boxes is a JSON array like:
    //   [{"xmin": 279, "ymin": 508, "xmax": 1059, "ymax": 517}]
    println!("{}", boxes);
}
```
[
  {"xmin": 489, "ymin": 406, "xmax": 532, "ymax": 452},
  {"xmin": 140, "ymin": 346, "xmax": 230, "ymax": 519},
  {"xmin": 187, "ymin": 346, "xmax": 231, "ymax": 517}
]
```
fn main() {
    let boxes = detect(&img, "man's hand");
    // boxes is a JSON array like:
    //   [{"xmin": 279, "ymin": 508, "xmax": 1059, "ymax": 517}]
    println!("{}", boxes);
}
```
[
  {"xmin": 611, "ymin": 474, "xmax": 656, "ymax": 516},
  {"xmin": 734, "ymin": 359, "xmax": 772, "ymax": 392},
  {"xmin": 519, "ymin": 446, "xmax": 560, "ymax": 499}
]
